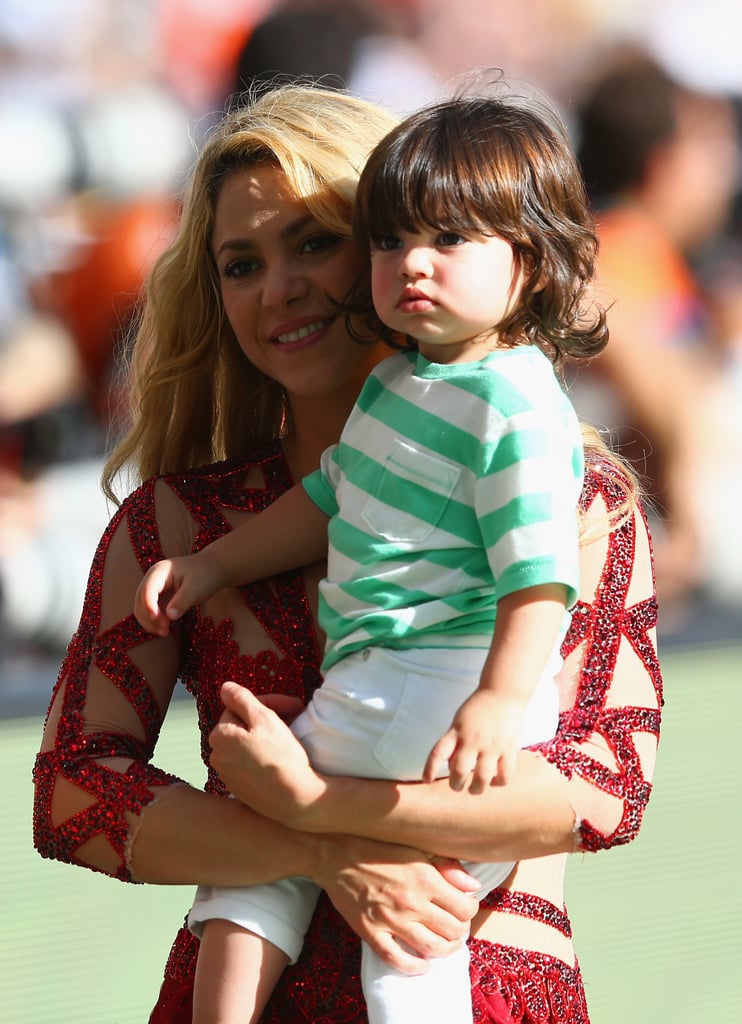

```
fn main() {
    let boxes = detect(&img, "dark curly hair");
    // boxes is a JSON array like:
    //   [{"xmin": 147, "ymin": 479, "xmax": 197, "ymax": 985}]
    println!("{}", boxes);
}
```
[{"xmin": 346, "ymin": 89, "xmax": 608, "ymax": 372}]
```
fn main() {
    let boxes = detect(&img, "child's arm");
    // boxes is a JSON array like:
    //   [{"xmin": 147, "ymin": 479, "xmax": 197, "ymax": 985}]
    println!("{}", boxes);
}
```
[
  {"xmin": 134, "ymin": 483, "xmax": 329, "ymax": 635},
  {"xmin": 423, "ymin": 583, "xmax": 567, "ymax": 794}
]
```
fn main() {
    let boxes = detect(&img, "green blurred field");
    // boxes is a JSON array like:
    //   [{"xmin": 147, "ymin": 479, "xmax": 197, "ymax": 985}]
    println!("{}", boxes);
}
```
[{"xmin": 2, "ymin": 642, "xmax": 740, "ymax": 1023}]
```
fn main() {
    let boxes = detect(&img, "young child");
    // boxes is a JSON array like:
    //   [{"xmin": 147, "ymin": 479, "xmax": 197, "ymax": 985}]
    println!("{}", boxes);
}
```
[{"xmin": 135, "ymin": 88, "xmax": 607, "ymax": 1024}]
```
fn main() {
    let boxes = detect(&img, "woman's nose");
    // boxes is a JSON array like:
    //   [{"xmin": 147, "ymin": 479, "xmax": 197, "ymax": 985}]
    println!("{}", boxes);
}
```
[{"xmin": 261, "ymin": 263, "xmax": 307, "ymax": 307}]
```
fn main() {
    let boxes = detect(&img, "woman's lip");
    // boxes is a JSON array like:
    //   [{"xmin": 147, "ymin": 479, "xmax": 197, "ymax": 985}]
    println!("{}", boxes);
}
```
[{"xmin": 270, "ymin": 318, "xmax": 333, "ymax": 347}]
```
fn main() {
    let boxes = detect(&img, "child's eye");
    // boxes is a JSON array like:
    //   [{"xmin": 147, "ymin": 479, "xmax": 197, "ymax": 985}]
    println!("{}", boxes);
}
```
[
  {"xmin": 437, "ymin": 231, "xmax": 466, "ymax": 247},
  {"xmin": 300, "ymin": 232, "xmax": 342, "ymax": 255}
]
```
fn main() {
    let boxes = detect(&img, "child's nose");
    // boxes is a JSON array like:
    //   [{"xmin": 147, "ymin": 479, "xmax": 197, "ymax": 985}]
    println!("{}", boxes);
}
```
[{"xmin": 400, "ymin": 246, "xmax": 433, "ymax": 278}]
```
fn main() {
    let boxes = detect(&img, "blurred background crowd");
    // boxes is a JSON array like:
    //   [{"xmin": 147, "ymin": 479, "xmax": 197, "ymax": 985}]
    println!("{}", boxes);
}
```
[{"xmin": 1, "ymin": 0, "xmax": 741, "ymax": 705}]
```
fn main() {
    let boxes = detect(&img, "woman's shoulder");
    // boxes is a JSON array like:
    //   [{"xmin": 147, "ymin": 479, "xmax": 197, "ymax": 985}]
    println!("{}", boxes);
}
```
[
  {"xmin": 116, "ymin": 443, "xmax": 292, "ymax": 533},
  {"xmin": 581, "ymin": 449, "xmax": 638, "ymax": 517}
]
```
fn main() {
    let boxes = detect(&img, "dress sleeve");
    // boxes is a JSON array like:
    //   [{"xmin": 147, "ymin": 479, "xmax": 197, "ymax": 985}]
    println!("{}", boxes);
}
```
[
  {"xmin": 32, "ymin": 477, "xmax": 191, "ymax": 882},
  {"xmin": 531, "ymin": 461, "xmax": 663, "ymax": 850}
]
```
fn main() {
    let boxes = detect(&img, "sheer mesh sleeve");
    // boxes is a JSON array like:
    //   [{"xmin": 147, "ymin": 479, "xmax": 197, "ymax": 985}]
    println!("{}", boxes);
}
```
[
  {"xmin": 32, "ymin": 450, "xmax": 322, "ymax": 883},
  {"xmin": 534, "ymin": 461, "xmax": 663, "ymax": 851},
  {"xmin": 32, "ymin": 477, "xmax": 187, "ymax": 881}
]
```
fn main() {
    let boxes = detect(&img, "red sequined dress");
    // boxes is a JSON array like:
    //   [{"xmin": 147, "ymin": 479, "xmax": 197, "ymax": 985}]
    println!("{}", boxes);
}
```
[{"xmin": 33, "ymin": 444, "xmax": 662, "ymax": 1023}]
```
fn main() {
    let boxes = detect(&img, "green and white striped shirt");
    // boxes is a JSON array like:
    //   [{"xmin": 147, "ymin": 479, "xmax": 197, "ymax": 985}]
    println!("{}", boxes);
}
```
[{"xmin": 303, "ymin": 346, "xmax": 582, "ymax": 672}]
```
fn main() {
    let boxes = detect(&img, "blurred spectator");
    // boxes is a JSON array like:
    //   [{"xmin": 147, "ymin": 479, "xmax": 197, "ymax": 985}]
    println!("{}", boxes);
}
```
[
  {"xmin": 0, "ymin": 0, "xmax": 192, "ymax": 663},
  {"xmin": 232, "ymin": 1, "xmax": 380, "ymax": 93},
  {"xmin": 572, "ymin": 49, "xmax": 741, "ymax": 619},
  {"xmin": 645, "ymin": 0, "xmax": 742, "ymax": 97},
  {"xmin": 0, "ymin": 224, "xmax": 88, "ymax": 449},
  {"xmin": 155, "ymin": 0, "xmax": 273, "ymax": 114},
  {"xmin": 226, "ymin": 0, "xmax": 441, "ymax": 115},
  {"xmin": 416, "ymin": 0, "xmax": 636, "ymax": 107},
  {"xmin": 0, "ymin": 455, "xmax": 109, "ymax": 655},
  {"xmin": 692, "ymin": 233, "xmax": 742, "ymax": 608},
  {"xmin": 0, "ymin": 218, "xmax": 111, "ymax": 657}
]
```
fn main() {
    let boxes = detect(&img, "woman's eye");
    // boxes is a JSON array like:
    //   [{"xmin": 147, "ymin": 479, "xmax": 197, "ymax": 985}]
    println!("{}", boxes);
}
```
[
  {"xmin": 300, "ymin": 232, "xmax": 341, "ymax": 255},
  {"xmin": 221, "ymin": 257, "xmax": 260, "ymax": 279},
  {"xmin": 374, "ymin": 235, "xmax": 401, "ymax": 252}
]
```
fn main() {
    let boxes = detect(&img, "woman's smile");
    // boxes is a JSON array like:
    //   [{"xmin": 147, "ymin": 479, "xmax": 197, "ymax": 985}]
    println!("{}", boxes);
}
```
[{"xmin": 271, "ymin": 317, "xmax": 335, "ymax": 348}]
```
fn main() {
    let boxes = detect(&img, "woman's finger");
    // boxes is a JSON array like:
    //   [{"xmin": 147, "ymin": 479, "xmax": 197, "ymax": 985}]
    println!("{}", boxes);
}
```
[
  {"xmin": 430, "ymin": 856, "xmax": 481, "ymax": 895},
  {"xmin": 361, "ymin": 931, "xmax": 429, "ymax": 976}
]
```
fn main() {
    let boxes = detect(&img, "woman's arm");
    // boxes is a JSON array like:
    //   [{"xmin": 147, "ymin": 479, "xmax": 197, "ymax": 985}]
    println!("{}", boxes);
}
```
[
  {"xmin": 210, "ymin": 682, "xmax": 576, "ymax": 863},
  {"xmin": 32, "ymin": 476, "xmax": 476, "ymax": 970},
  {"xmin": 130, "ymin": 782, "xmax": 478, "ymax": 973},
  {"xmin": 208, "ymin": 469, "xmax": 662, "ymax": 862}
]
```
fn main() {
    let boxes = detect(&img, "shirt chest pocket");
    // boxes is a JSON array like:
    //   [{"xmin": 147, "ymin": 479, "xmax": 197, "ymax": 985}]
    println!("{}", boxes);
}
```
[{"xmin": 361, "ymin": 438, "xmax": 461, "ymax": 544}]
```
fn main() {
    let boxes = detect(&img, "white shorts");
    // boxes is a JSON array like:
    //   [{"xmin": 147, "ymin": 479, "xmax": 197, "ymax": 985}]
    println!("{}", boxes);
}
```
[{"xmin": 189, "ymin": 644, "xmax": 560, "ymax": 962}]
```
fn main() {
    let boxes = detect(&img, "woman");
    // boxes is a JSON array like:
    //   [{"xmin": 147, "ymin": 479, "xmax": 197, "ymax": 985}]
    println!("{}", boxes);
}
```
[{"xmin": 32, "ymin": 84, "xmax": 662, "ymax": 1023}]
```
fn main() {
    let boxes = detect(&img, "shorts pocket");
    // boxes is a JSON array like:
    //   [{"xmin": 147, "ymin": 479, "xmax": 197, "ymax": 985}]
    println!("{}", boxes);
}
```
[{"xmin": 373, "ymin": 670, "xmax": 474, "ymax": 780}]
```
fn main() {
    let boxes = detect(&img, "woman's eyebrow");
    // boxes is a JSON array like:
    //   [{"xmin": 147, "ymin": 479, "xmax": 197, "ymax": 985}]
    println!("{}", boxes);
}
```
[
  {"xmin": 214, "ymin": 238, "xmax": 256, "ymax": 257},
  {"xmin": 214, "ymin": 215, "xmax": 317, "ymax": 258},
  {"xmin": 281, "ymin": 213, "xmax": 315, "ymax": 240}
]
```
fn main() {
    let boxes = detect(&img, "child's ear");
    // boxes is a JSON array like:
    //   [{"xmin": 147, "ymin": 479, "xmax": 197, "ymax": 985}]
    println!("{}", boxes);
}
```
[
  {"xmin": 531, "ymin": 269, "xmax": 547, "ymax": 293},
  {"xmin": 520, "ymin": 250, "xmax": 546, "ymax": 292}
]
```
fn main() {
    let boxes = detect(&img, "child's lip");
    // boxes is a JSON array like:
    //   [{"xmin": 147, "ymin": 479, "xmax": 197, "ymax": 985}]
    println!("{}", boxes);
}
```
[{"xmin": 397, "ymin": 288, "xmax": 435, "ymax": 312}]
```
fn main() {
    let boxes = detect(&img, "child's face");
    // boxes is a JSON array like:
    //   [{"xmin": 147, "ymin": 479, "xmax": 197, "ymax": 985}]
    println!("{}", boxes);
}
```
[{"xmin": 370, "ymin": 226, "xmax": 528, "ymax": 363}]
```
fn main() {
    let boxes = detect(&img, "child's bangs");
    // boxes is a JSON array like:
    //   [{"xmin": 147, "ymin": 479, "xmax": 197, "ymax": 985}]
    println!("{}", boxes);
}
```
[{"xmin": 367, "ymin": 136, "xmax": 493, "ymax": 238}]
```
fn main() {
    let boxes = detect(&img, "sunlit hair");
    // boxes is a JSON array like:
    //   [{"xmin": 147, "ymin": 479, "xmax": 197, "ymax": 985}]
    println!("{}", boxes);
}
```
[
  {"xmin": 103, "ymin": 83, "xmax": 398, "ymax": 503},
  {"xmin": 579, "ymin": 422, "xmax": 640, "ymax": 537},
  {"xmin": 349, "ymin": 86, "xmax": 608, "ymax": 371}
]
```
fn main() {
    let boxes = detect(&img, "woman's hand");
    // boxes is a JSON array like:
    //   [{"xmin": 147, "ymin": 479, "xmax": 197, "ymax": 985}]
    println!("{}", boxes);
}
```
[
  {"xmin": 209, "ymin": 682, "xmax": 328, "ymax": 824},
  {"xmin": 311, "ymin": 834, "xmax": 480, "ymax": 974},
  {"xmin": 211, "ymin": 683, "xmax": 480, "ymax": 973}
]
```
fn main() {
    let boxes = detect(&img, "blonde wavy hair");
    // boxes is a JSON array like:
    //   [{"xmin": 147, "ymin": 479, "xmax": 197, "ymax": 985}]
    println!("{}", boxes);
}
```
[{"xmin": 103, "ymin": 84, "xmax": 399, "ymax": 503}]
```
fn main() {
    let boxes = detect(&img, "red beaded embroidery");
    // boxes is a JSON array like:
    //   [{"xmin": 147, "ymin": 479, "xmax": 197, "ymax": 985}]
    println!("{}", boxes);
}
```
[{"xmin": 32, "ymin": 446, "xmax": 662, "ymax": 1023}]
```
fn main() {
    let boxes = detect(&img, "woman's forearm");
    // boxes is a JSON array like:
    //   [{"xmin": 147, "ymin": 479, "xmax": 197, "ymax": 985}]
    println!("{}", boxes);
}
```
[
  {"xmin": 127, "ymin": 779, "xmax": 480, "ymax": 972},
  {"xmin": 127, "ymin": 783, "xmax": 321, "ymax": 886},
  {"xmin": 213, "ymin": 683, "xmax": 578, "ymax": 864},
  {"xmin": 297, "ymin": 750, "xmax": 577, "ymax": 863}
]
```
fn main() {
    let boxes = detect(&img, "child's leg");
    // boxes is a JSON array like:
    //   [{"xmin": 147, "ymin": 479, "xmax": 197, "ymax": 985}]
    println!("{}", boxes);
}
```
[
  {"xmin": 359, "ymin": 851, "xmax": 515, "ymax": 1024},
  {"xmin": 193, "ymin": 918, "xmax": 289, "ymax": 1024},
  {"xmin": 361, "ymin": 938, "xmax": 474, "ymax": 1024}
]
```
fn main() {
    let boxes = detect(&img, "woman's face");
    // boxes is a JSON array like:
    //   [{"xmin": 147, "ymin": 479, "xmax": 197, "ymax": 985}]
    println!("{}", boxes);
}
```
[{"xmin": 211, "ymin": 163, "xmax": 382, "ymax": 403}]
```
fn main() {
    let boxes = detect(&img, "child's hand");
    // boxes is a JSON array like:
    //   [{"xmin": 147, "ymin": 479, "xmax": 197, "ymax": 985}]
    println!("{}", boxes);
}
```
[
  {"xmin": 134, "ymin": 553, "xmax": 223, "ymax": 636},
  {"xmin": 423, "ymin": 690, "xmax": 526, "ymax": 794}
]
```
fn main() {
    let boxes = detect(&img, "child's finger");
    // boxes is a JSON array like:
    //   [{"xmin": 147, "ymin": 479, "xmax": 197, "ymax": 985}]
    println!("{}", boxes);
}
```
[
  {"xmin": 134, "ymin": 596, "xmax": 170, "ymax": 636},
  {"xmin": 469, "ymin": 750, "xmax": 501, "ymax": 794},
  {"xmin": 423, "ymin": 731, "xmax": 457, "ymax": 784},
  {"xmin": 165, "ymin": 595, "xmax": 185, "ymax": 620},
  {"xmin": 143, "ymin": 561, "xmax": 174, "ymax": 613},
  {"xmin": 165, "ymin": 578, "xmax": 200, "ymax": 621},
  {"xmin": 493, "ymin": 750, "xmax": 516, "ymax": 787},
  {"xmin": 447, "ymin": 747, "xmax": 477, "ymax": 792},
  {"xmin": 149, "ymin": 612, "xmax": 172, "ymax": 637},
  {"xmin": 134, "ymin": 561, "xmax": 177, "ymax": 635}
]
